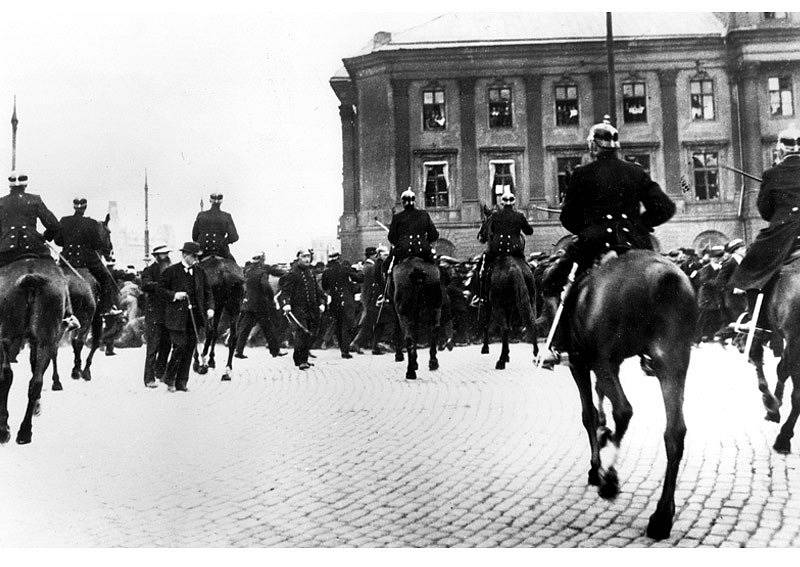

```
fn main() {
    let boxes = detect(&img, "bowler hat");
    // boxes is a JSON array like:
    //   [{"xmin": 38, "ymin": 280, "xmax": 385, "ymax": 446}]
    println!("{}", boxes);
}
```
[
  {"xmin": 179, "ymin": 241, "xmax": 202, "ymax": 256},
  {"xmin": 328, "ymin": 251, "xmax": 341, "ymax": 260},
  {"xmin": 709, "ymin": 245, "xmax": 725, "ymax": 258}
]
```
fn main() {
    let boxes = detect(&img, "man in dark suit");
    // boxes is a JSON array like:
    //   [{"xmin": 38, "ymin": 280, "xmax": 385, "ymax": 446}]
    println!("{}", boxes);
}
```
[
  {"xmin": 140, "ymin": 244, "xmax": 173, "ymax": 388},
  {"xmin": 277, "ymin": 249, "xmax": 325, "ymax": 370},
  {"xmin": 321, "ymin": 251, "xmax": 358, "ymax": 359},
  {"xmin": 234, "ymin": 252, "xmax": 286, "ymax": 359},
  {"xmin": 349, "ymin": 246, "xmax": 380, "ymax": 354},
  {"xmin": 160, "ymin": 242, "xmax": 215, "ymax": 392}
]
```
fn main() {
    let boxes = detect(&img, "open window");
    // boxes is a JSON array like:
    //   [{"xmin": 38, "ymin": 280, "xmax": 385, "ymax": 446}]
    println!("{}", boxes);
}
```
[
  {"xmin": 555, "ymin": 84, "xmax": 579, "ymax": 126},
  {"xmin": 423, "ymin": 161, "xmax": 450, "ymax": 208},
  {"xmin": 622, "ymin": 82, "xmax": 647, "ymax": 123},
  {"xmin": 489, "ymin": 160, "xmax": 516, "ymax": 205},
  {"xmin": 422, "ymin": 88, "xmax": 446, "ymax": 130},
  {"xmin": 488, "ymin": 86, "xmax": 512, "ymax": 128},
  {"xmin": 769, "ymin": 76, "xmax": 794, "ymax": 117}
]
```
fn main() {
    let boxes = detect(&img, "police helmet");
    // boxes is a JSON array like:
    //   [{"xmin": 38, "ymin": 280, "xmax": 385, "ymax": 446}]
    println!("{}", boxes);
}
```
[
  {"xmin": 500, "ymin": 188, "xmax": 516, "ymax": 205},
  {"xmin": 587, "ymin": 121, "xmax": 621, "ymax": 153},
  {"xmin": 777, "ymin": 125, "xmax": 800, "ymax": 161},
  {"xmin": 401, "ymin": 188, "xmax": 416, "ymax": 203},
  {"xmin": 8, "ymin": 170, "xmax": 28, "ymax": 189}
]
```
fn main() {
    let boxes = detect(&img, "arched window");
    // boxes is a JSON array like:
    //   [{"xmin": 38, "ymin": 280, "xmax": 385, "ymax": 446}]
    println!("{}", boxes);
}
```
[{"xmin": 692, "ymin": 230, "xmax": 728, "ymax": 253}]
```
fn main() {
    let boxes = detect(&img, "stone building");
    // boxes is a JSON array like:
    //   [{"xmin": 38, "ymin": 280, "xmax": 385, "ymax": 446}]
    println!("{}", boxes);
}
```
[{"xmin": 330, "ymin": 12, "xmax": 800, "ymax": 260}]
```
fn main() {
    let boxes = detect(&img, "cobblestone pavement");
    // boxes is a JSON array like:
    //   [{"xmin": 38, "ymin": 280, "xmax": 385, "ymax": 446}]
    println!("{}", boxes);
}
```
[{"xmin": 1, "ymin": 340, "xmax": 800, "ymax": 547}]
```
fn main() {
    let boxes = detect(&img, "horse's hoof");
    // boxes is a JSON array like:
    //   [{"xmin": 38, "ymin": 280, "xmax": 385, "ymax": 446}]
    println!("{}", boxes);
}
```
[
  {"xmin": 197, "ymin": 365, "xmax": 208, "ymax": 375},
  {"xmin": 82, "ymin": 369, "xmax": 92, "ymax": 382},
  {"xmin": 411, "ymin": 360, "xmax": 418, "ymax": 371},
  {"xmin": 495, "ymin": 360, "xmax": 505, "ymax": 370},
  {"xmin": 765, "ymin": 410, "xmax": 781, "ymax": 423},
  {"xmin": 395, "ymin": 353, "xmax": 404, "ymax": 362},
  {"xmin": 588, "ymin": 468, "xmax": 601, "ymax": 486},
  {"xmin": 598, "ymin": 467, "xmax": 619, "ymax": 499},
  {"xmin": 0, "ymin": 426, "xmax": 10, "ymax": 444},
  {"xmin": 208, "ymin": 360, "xmax": 216, "ymax": 369},
  {"xmin": 646, "ymin": 511, "xmax": 672, "ymax": 541},
  {"xmin": 480, "ymin": 345, "xmax": 490, "ymax": 355},
  {"xmin": 429, "ymin": 359, "xmax": 439, "ymax": 371},
  {"xmin": 33, "ymin": 401, "xmax": 41, "ymax": 417},
  {"xmin": 52, "ymin": 381, "xmax": 63, "ymax": 392},
  {"xmin": 16, "ymin": 429, "xmax": 32, "ymax": 445},
  {"xmin": 405, "ymin": 370, "xmax": 417, "ymax": 380},
  {"xmin": 71, "ymin": 369, "xmax": 81, "ymax": 380},
  {"xmin": 192, "ymin": 361, "xmax": 200, "ymax": 373},
  {"xmin": 105, "ymin": 351, "xmax": 116, "ymax": 357},
  {"xmin": 221, "ymin": 373, "xmax": 231, "ymax": 382},
  {"xmin": 773, "ymin": 436, "xmax": 791, "ymax": 454},
  {"xmin": 446, "ymin": 339, "xmax": 454, "ymax": 351}
]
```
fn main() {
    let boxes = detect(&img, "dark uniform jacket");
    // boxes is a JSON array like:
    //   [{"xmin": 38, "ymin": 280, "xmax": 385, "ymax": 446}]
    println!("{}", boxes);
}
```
[
  {"xmin": 159, "ymin": 262, "xmax": 215, "ymax": 332},
  {"xmin": 696, "ymin": 262, "xmax": 722, "ymax": 311},
  {"xmin": 717, "ymin": 255, "xmax": 746, "ymax": 318},
  {"xmin": 277, "ymin": 263, "xmax": 324, "ymax": 323},
  {"xmin": 560, "ymin": 155, "xmax": 675, "ymax": 257},
  {"xmin": 192, "ymin": 205, "xmax": 239, "ymax": 257},
  {"xmin": 321, "ymin": 260, "xmax": 357, "ymax": 314},
  {"xmin": 55, "ymin": 213, "xmax": 103, "ymax": 268},
  {"xmin": 0, "ymin": 189, "xmax": 60, "ymax": 256},
  {"xmin": 359, "ymin": 258, "xmax": 379, "ymax": 310},
  {"xmin": 478, "ymin": 207, "xmax": 533, "ymax": 257},
  {"xmin": 141, "ymin": 260, "xmax": 172, "ymax": 323},
  {"xmin": 241, "ymin": 263, "xmax": 280, "ymax": 313},
  {"xmin": 730, "ymin": 156, "xmax": 800, "ymax": 291},
  {"xmin": 388, "ymin": 207, "xmax": 439, "ymax": 261}
]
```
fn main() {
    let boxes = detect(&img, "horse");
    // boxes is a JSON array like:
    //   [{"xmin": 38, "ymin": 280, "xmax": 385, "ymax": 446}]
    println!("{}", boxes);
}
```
[
  {"xmin": 0, "ymin": 257, "xmax": 70, "ymax": 445},
  {"xmin": 554, "ymin": 250, "xmax": 697, "ymax": 540},
  {"xmin": 50, "ymin": 214, "xmax": 121, "ymax": 388},
  {"xmin": 392, "ymin": 256, "xmax": 442, "ymax": 380},
  {"xmin": 487, "ymin": 255, "xmax": 539, "ymax": 369},
  {"xmin": 743, "ymin": 258, "xmax": 800, "ymax": 454},
  {"xmin": 193, "ymin": 255, "xmax": 244, "ymax": 381}
]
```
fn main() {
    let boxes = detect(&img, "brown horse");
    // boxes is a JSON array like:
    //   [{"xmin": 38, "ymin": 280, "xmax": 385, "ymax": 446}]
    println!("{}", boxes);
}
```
[
  {"xmin": 746, "ymin": 259, "xmax": 800, "ymax": 454},
  {"xmin": 558, "ymin": 250, "xmax": 696, "ymax": 540},
  {"xmin": 488, "ymin": 255, "xmax": 538, "ymax": 369},
  {"xmin": 392, "ymin": 257, "xmax": 441, "ymax": 380},
  {"xmin": 0, "ymin": 258, "xmax": 69, "ymax": 444},
  {"xmin": 194, "ymin": 256, "xmax": 244, "ymax": 381}
]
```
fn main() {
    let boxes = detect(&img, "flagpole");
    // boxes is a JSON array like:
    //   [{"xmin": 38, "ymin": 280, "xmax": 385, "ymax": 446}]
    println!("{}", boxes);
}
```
[
  {"xmin": 144, "ymin": 170, "xmax": 150, "ymax": 257},
  {"xmin": 11, "ymin": 96, "xmax": 18, "ymax": 170}
]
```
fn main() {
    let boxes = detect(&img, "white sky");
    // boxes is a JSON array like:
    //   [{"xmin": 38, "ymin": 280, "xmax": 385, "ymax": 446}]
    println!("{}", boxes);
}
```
[{"xmin": 0, "ymin": 1, "xmax": 783, "ymax": 265}]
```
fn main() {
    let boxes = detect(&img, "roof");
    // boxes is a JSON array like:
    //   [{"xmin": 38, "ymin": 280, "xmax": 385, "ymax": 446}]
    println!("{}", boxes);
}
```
[{"xmin": 350, "ymin": 12, "xmax": 725, "ymax": 56}]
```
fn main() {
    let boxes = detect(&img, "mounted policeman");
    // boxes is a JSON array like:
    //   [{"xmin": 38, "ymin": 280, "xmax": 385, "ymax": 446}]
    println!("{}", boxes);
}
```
[
  {"xmin": 54, "ymin": 196, "xmax": 120, "ymax": 317},
  {"xmin": 0, "ymin": 170, "xmax": 78, "ymax": 328},
  {"xmin": 730, "ymin": 125, "xmax": 800, "ymax": 332},
  {"xmin": 192, "ymin": 192, "xmax": 244, "ymax": 280},
  {"xmin": 540, "ymin": 119, "xmax": 676, "ymax": 368}
]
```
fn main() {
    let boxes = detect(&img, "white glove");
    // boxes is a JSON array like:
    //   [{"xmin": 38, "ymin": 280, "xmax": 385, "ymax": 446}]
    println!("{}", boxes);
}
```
[
  {"xmin": 282, "ymin": 304, "xmax": 291, "ymax": 314},
  {"xmin": 319, "ymin": 304, "xmax": 326, "ymax": 313},
  {"xmin": 173, "ymin": 291, "xmax": 188, "ymax": 301},
  {"xmin": 206, "ymin": 309, "xmax": 214, "ymax": 320}
]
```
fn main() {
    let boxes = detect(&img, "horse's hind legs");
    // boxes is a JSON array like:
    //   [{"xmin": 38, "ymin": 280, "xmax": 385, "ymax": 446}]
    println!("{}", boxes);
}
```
[
  {"xmin": 753, "ymin": 342, "xmax": 781, "ymax": 422},
  {"xmin": 0, "ymin": 366, "xmax": 12, "ymax": 444},
  {"xmin": 774, "ymin": 346, "xmax": 800, "ymax": 454},
  {"xmin": 496, "ymin": 329, "xmax": 509, "ymax": 370},
  {"xmin": 51, "ymin": 354, "xmax": 63, "ymax": 391},
  {"xmin": 647, "ymin": 355, "xmax": 688, "ymax": 540},
  {"xmin": 17, "ymin": 369, "xmax": 45, "ymax": 445},
  {"xmin": 594, "ymin": 363, "xmax": 631, "ymax": 500},
  {"xmin": 570, "ymin": 360, "xmax": 601, "ymax": 487}
]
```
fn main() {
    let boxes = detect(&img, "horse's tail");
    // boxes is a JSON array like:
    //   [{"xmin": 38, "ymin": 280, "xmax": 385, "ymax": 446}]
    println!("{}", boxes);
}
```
[
  {"xmin": 510, "ymin": 260, "xmax": 534, "ymax": 325},
  {"xmin": 16, "ymin": 273, "xmax": 48, "ymax": 290},
  {"xmin": 651, "ymin": 267, "xmax": 697, "ymax": 337}
]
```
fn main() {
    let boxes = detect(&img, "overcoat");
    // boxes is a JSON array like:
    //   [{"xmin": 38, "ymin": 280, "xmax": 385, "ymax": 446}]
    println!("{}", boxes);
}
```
[{"xmin": 159, "ymin": 262, "xmax": 215, "ymax": 332}]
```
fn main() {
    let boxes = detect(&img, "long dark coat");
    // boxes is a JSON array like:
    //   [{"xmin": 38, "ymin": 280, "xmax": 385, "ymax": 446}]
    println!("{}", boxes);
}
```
[
  {"xmin": 730, "ymin": 156, "xmax": 800, "ymax": 291},
  {"xmin": 478, "ymin": 207, "xmax": 533, "ymax": 257},
  {"xmin": 277, "ymin": 263, "xmax": 325, "ymax": 325},
  {"xmin": 159, "ymin": 262, "xmax": 215, "ymax": 332},
  {"xmin": 321, "ymin": 260, "xmax": 357, "ymax": 316},
  {"xmin": 192, "ymin": 205, "xmax": 239, "ymax": 257},
  {"xmin": 388, "ymin": 207, "xmax": 439, "ymax": 261},
  {"xmin": 0, "ymin": 189, "xmax": 60, "ymax": 256},
  {"xmin": 241, "ymin": 263, "xmax": 279, "ymax": 313},
  {"xmin": 141, "ymin": 260, "xmax": 172, "ymax": 323},
  {"xmin": 55, "ymin": 213, "xmax": 104, "ymax": 268}
]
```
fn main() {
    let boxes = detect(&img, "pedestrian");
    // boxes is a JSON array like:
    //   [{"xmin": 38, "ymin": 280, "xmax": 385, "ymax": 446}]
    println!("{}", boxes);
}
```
[
  {"xmin": 160, "ymin": 242, "xmax": 215, "ymax": 392},
  {"xmin": 277, "ymin": 249, "xmax": 325, "ymax": 370},
  {"xmin": 349, "ymin": 246, "xmax": 380, "ymax": 354},
  {"xmin": 695, "ymin": 246, "xmax": 724, "ymax": 343},
  {"xmin": 321, "ymin": 251, "xmax": 358, "ymax": 359},
  {"xmin": 140, "ymin": 244, "xmax": 173, "ymax": 388},
  {"xmin": 234, "ymin": 252, "xmax": 287, "ymax": 359}
]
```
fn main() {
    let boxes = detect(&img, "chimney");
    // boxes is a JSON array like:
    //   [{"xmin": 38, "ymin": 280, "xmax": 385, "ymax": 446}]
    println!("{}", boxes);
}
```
[{"xmin": 373, "ymin": 31, "xmax": 392, "ymax": 50}]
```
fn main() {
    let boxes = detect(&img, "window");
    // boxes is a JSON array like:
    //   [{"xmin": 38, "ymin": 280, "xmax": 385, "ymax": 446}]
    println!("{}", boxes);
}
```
[
  {"xmin": 555, "ymin": 85, "xmax": 579, "ymax": 126},
  {"xmin": 764, "ymin": 12, "xmax": 789, "ymax": 19},
  {"xmin": 422, "ymin": 88, "xmax": 446, "ymax": 130},
  {"xmin": 692, "ymin": 152, "xmax": 719, "ymax": 201},
  {"xmin": 769, "ymin": 76, "xmax": 794, "ymax": 117},
  {"xmin": 624, "ymin": 153, "xmax": 651, "ymax": 175},
  {"xmin": 424, "ymin": 162, "xmax": 449, "ymax": 207},
  {"xmin": 690, "ymin": 79, "xmax": 715, "ymax": 120},
  {"xmin": 556, "ymin": 156, "xmax": 583, "ymax": 203},
  {"xmin": 622, "ymin": 82, "xmax": 647, "ymax": 123},
  {"xmin": 489, "ymin": 161, "xmax": 515, "ymax": 205},
  {"xmin": 488, "ymin": 86, "xmax": 512, "ymax": 128}
]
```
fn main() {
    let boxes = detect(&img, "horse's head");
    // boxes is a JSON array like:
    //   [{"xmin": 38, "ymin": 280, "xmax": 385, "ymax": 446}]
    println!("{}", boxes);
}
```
[{"xmin": 97, "ymin": 214, "xmax": 114, "ymax": 262}]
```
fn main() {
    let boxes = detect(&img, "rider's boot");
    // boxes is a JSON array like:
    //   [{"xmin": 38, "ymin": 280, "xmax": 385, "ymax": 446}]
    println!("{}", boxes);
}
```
[{"xmin": 62, "ymin": 295, "xmax": 81, "ymax": 331}]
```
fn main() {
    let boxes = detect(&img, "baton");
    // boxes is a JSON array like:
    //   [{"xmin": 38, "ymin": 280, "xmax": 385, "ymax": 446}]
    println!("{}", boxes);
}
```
[
  {"xmin": 374, "ymin": 218, "xmax": 390, "ymax": 233},
  {"xmin": 47, "ymin": 242, "xmax": 85, "ymax": 281},
  {"xmin": 284, "ymin": 310, "xmax": 312, "ymax": 335},
  {"xmin": 719, "ymin": 164, "xmax": 763, "ymax": 184}
]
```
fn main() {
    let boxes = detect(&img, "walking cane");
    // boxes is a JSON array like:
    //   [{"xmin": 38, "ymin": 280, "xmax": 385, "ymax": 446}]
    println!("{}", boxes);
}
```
[
  {"xmin": 535, "ymin": 263, "xmax": 578, "ymax": 368},
  {"xmin": 186, "ymin": 299, "xmax": 204, "ymax": 369}
]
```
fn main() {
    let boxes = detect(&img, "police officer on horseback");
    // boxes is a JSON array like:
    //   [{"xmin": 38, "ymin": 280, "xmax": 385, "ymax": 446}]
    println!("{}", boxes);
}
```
[
  {"xmin": 0, "ymin": 171, "xmax": 79, "ymax": 328},
  {"xmin": 388, "ymin": 188, "xmax": 439, "ymax": 266},
  {"xmin": 55, "ymin": 197, "xmax": 121, "ymax": 317},
  {"xmin": 541, "ymin": 119, "xmax": 676, "ymax": 368},
  {"xmin": 192, "ymin": 192, "xmax": 244, "ymax": 280},
  {"xmin": 476, "ymin": 188, "xmax": 535, "ymax": 300},
  {"xmin": 730, "ymin": 125, "xmax": 800, "ymax": 334}
]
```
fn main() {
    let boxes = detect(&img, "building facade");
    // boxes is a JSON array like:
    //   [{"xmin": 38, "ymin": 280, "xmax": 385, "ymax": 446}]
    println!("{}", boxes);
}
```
[{"xmin": 331, "ymin": 12, "xmax": 800, "ymax": 260}]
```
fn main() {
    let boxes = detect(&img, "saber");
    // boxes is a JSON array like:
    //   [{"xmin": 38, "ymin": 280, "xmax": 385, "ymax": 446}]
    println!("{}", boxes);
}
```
[
  {"xmin": 743, "ymin": 293, "xmax": 764, "ymax": 363},
  {"xmin": 530, "ymin": 204, "xmax": 562, "ymax": 214},
  {"xmin": 95, "ymin": 251, "xmax": 119, "ymax": 287},
  {"xmin": 47, "ymin": 242, "xmax": 85, "ymax": 281},
  {"xmin": 720, "ymin": 164, "xmax": 762, "ymax": 184},
  {"xmin": 285, "ymin": 310, "xmax": 311, "ymax": 335},
  {"xmin": 374, "ymin": 218, "xmax": 390, "ymax": 233},
  {"xmin": 371, "ymin": 254, "xmax": 395, "ymax": 348},
  {"xmin": 535, "ymin": 262, "xmax": 578, "ymax": 368}
]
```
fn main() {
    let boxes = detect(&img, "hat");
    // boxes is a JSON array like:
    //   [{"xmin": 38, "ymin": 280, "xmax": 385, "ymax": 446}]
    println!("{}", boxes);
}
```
[
  {"xmin": 296, "ymin": 249, "xmax": 311, "ymax": 258},
  {"xmin": 709, "ymin": 245, "xmax": 725, "ymax": 258},
  {"xmin": 8, "ymin": 170, "xmax": 28, "ymax": 188},
  {"xmin": 179, "ymin": 241, "xmax": 202, "ymax": 256},
  {"xmin": 328, "ymin": 251, "xmax": 341, "ymax": 260},
  {"xmin": 210, "ymin": 192, "xmax": 223, "ymax": 201},
  {"xmin": 365, "ymin": 246, "xmax": 377, "ymax": 257},
  {"xmin": 401, "ymin": 188, "xmax": 416, "ymax": 201},
  {"xmin": 73, "ymin": 197, "xmax": 87, "ymax": 207},
  {"xmin": 725, "ymin": 238, "xmax": 745, "ymax": 254},
  {"xmin": 151, "ymin": 244, "xmax": 171, "ymax": 256},
  {"xmin": 528, "ymin": 251, "xmax": 547, "ymax": 261},
  {"xmin": 251, "ymin": 251, "xmax": 265, "ymax": 261},
  {"xmin": 667, "ymin": 249, "xmax": 680, "ymax": 258},
  {"xmin": 500, "ymin": 189, "xmax": 516, "ymax": 204}
]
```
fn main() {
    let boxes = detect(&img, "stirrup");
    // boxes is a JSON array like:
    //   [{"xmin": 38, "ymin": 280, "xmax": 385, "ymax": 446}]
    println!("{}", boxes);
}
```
[{"xmin": 62, "ymin": 315, "xmax": 81, "ymax": 331}]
